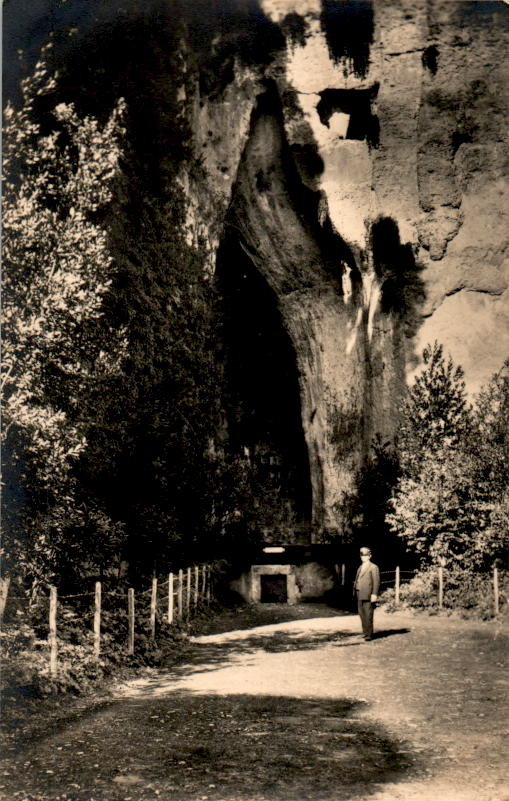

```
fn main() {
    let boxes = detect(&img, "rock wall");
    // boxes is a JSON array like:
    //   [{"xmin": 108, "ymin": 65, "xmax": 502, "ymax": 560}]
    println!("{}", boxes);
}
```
[{"xmin": 179, "ymin": 0, "xmax": 508, "ymax": 538}]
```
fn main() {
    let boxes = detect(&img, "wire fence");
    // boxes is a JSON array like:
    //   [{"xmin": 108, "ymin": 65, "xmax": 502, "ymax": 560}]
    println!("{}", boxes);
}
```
[
  {"xmin": 378, "ymin": 567, "xmax": 418, "ymax": 602},
  {"xmin": 375, "ymin": 565, "xmax": 502, "ymax": 612},
  {"xmin": 2, "ymin": 562, "xmax": 504, "ymax": 679},
  {"xmin": 339, "ymin": 563, "xmax": 503, "ymax": 613},
  {"xmin": 0, "ymin": 563, "xmax": 215, "ymax": 676}
]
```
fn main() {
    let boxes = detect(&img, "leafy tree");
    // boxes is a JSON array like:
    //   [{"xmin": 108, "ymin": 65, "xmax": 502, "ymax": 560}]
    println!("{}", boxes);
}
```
[
  {"xmin": 387, "ymin": 447, "xmax": 478, "ymax": 565},
  {"xmin": 387, "ymin": 346, "xmax": 508, "ymax": 568},
  {"xmin": 1, "ymin": 49, "xmax": 127, "ymax": 589},
  {"xmin": 397, "ymin": 341, "xmax": 470, "ymax": 473},
  {"xmin": 2, "ymin": 22, "xmax": 297, "ymax": 591},
  {"xmin": 466, "ymin": 362, "xmax": 509, "ymax": 568}
]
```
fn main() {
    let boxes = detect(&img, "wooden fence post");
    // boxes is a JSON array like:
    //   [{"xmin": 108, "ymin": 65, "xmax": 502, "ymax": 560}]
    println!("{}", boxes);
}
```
[
  {"xmin": 0, "ymin": 576, "xmax": 11, "ymax": 620},
  {"xmin": 194, "ymin": 565, "xmax": 199, "ymax": 607},
  {"xmin": 206, "ymin": 565, "xmax": 211, "ymax": 603},
  {"xmin": 94, "ymin": 581, "xmax": 101, "ymax": 657},
  {"xmin": 178, "ymin": 569, "xmax": 183, "ymax": 620},
  {"xmin": 49, "ymin": 586, "xmax": 58, "ymax": 677},
  {"xmin": 168, "ymin": 573, "xmax": 174, "ymax": 624},
  {"xmin": 493, "ymin": 567, "xmax": 500, "ymax": 616},
  {"xmin": 395, "ymin": 566, "xmax": 400, "ymax": 605},
  {"xmin": 186, "ymin": 567, "xmax": 191, "ymax": 617},
  {"xmin": 128, "ymin": 588, "xmax": 135, "ymax": 655},
  {"xmin": 341, "ymin": 564, "xmax": 346, "ymax": 587},
  {"xmin": 438, "ymin": 566, "xmax": 444, "ymax": 609},
  {"xmin": 150, "ymin": 577, "xmax": 157, "ymax": 639},
  {"xmin": 201, "ymin": 564, "xmax": 207, "ymax": 598}
]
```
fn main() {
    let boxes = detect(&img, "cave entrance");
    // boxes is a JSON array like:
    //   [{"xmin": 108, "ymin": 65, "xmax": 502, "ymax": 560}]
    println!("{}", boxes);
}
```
[
  {"xmin": 260, "ymin": 574, "xmax": 288, "ymax": 603},
  {"xmin": 217, "ymin": 232, "xmax": 312, "ymax": 543}
]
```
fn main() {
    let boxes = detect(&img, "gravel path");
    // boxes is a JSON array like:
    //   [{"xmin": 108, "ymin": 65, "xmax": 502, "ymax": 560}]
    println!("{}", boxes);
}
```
[{"xmin": 1, "ymin": 607, "xmax": 508, "ymax": 801}]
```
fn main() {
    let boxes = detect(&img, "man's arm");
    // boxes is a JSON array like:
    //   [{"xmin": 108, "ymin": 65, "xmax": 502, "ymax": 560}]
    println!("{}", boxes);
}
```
[
  {"xmin": 353, "ymin": 567, "xmax": 361, "ymax": 598},
  {"xmin": 370, "ymin": 564, "xmax": 380, "ymax": 602}
]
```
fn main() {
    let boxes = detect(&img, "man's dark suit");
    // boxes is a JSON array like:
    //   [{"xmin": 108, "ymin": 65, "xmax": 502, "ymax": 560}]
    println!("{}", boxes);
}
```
[{"xmin": 354, "ymin": 561, "xmax": 380, "ymax": 639}]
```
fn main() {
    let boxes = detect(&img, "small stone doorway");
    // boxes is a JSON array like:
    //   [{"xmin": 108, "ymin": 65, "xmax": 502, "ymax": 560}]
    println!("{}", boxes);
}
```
[
  {"xmin": 250, "ymin": 564, "xmax": 299, "ymax": 605},
  {"xmin": 260, "ymin": 574, "xmax": 288, "ymax": 603}
]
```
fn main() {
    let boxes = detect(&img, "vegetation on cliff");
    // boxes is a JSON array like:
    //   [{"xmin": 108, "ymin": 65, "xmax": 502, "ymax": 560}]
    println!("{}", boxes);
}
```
[{"xmin": 1, "ymin": 0, "xmax": 303, "ymax": 600}]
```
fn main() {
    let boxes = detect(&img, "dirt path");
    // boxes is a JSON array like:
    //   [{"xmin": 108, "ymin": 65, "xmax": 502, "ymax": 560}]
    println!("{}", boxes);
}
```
[{"xmin": 1, "ymin": 606, "xmax": 508, "ymax": 801}]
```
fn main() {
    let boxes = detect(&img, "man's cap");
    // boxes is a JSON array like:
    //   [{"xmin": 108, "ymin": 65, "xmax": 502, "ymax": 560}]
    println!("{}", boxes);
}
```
[{"xmin": 360, "ymin": 547, "xmax": 371, "ymax": 555}]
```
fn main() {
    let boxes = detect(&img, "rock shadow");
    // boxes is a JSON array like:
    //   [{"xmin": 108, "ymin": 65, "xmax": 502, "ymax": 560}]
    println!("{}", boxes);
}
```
[
  {"xmin": 320, "ymin": 0, "xmax": 374, "ymax": 79},
  {"xmin": 371, "ymin": 216, "xmax": 427, "ymax": 340}
]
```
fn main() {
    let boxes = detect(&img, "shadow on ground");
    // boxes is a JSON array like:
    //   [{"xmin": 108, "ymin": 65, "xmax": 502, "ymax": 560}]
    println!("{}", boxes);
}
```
[
  {"xmin": 372, "ymin": 628, "xmax": 410, "ymax": 640},
  {"xmin": 4, "ymin": 693, "xmax": 421, "ymax": 801},
  {"xmin": 191, "ymin": 601, "xmax": 350, "ymax": 637},
  {"xmin": 155, "ymin": 626, "xmax": 412, "ymax": 681}
]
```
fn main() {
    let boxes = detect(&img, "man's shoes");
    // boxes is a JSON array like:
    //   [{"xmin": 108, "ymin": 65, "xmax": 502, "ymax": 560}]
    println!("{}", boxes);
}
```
[{"xmin": 364, "ymin": 636, "xmax": 372, "ymax": 641}]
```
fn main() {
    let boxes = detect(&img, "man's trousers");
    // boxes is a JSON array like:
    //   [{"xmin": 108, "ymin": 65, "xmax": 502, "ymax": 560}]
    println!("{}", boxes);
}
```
[{"xmin": 357, "ymin": 598, "xmax": 375, "ymax": 639}]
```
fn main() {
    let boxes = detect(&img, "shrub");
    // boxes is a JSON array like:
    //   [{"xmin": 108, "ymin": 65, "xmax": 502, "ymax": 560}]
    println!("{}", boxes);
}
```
[
  {"xmin": 442, "ymin": 567, "xmax": 508, "ymax": 620},
  {"xmin": 381, "ymin": 569, "xmax": 439, "ymax": 612},
  {"xmin": 1, "ymin": 576, "xmax": 225, "ymax": 701},
  {"xmin": 381, "ymin": 567, "xmax": 508, "ymax": 619}
]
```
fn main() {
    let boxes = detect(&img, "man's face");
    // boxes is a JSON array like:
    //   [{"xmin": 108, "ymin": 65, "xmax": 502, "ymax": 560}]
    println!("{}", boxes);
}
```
[{"xmin": 360, "ymin": 552, "xmax": 371, "ymax": 562}]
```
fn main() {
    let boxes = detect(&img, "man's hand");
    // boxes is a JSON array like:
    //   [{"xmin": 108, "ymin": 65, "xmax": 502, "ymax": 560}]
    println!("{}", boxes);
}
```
[{"xmin": 370, "ymin": 594, "xmax": 377, "ymax": 602}]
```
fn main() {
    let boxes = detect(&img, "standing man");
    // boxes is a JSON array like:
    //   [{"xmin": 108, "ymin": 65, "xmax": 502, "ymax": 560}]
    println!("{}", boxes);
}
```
[{"xmin": 354, "ymin": 547, "xmax": 380, "ymax": 641}]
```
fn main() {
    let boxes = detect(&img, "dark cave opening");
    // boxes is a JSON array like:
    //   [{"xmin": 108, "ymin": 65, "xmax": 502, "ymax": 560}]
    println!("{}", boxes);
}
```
[
  {"xmin": 317, "ymin": 87, "xmax": 380, "ymax": 148},
  {"xmin": 217, "ymin": 233, "xmax": 312, "ymax": 538},
  {"xmin": 422, "ymin": 45, "xmax": 439, "ymax": 76}
]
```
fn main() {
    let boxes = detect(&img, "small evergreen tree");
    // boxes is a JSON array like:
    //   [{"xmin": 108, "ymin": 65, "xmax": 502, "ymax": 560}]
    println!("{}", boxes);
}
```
[
  {"xmin": 388, "ymin": 345, "xmax": 508, "ymax": 568},
  {"xmin": 470, "ymin": 361, "xmax": 509, "ymax": 497},
  {"xmin": 398, "ymin": 341, "xmax": 470, "ymax": 473}
]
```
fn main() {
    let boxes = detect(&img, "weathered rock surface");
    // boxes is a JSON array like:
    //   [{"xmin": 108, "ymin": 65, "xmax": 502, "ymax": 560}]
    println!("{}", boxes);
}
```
[{"xmin": 176, "ymin": 0, "xmax": 508, "ymax": 537}]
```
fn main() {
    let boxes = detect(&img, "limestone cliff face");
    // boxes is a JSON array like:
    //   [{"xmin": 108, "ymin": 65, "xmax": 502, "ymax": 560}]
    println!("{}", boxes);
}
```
[{"xmin": 178, "ymin": 0, "xmax": 508, "ymax": 538}]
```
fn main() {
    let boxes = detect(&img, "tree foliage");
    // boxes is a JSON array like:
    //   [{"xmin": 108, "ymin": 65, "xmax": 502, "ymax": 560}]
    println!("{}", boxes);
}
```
[
  {"xmin": 398, "ymin": 342, "xmax": 470, "ymax": 473},
  {"xmin": 387, "ymin": 345, "xmax": 509, "ymax": 569},
  {"xmin": 348, "ymin": 434, "xmax": 401, "ymax": 558},
  {"xmin": 2, "ymin": 49, "xmax": 127, "ymax": 588},
  {"xmin": 2, "ymin": 45, "xmax": 262, "ymax": 591},
  {"xmin": 68, "ymin": 92, "xmax": 236, "ymax": 574}
]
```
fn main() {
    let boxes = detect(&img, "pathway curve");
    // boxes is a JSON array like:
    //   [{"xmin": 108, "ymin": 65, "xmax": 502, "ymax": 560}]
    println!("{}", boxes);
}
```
[{"xmin": 1, "ymin": 607, "xmax": 508, "ymax": 801}]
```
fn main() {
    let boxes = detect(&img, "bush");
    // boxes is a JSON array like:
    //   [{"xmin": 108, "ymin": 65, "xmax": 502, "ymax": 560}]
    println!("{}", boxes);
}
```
[
  {"xmin": 442, "ymin": 567, "xmax": 509, "ymax": 620},
  {"xmin": 1, "ymin": 621, "xmax": 111, "ymax": 698},
  {"xmin": 381, "ymin": 567, "xmax": 508, "ymax": 619},
  {"xmin": 1, "ymin": 575, "xmax": 227, "ymax": 701},
  {"xmin": 381, "ymin": 569, "xmax": 439, "ymax": 613}
]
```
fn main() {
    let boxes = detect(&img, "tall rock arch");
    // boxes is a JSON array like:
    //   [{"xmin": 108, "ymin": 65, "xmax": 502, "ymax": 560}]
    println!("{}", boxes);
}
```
[{"xmin": 178, "ymin": 0, "xmax": 508, "ymax": 538}]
